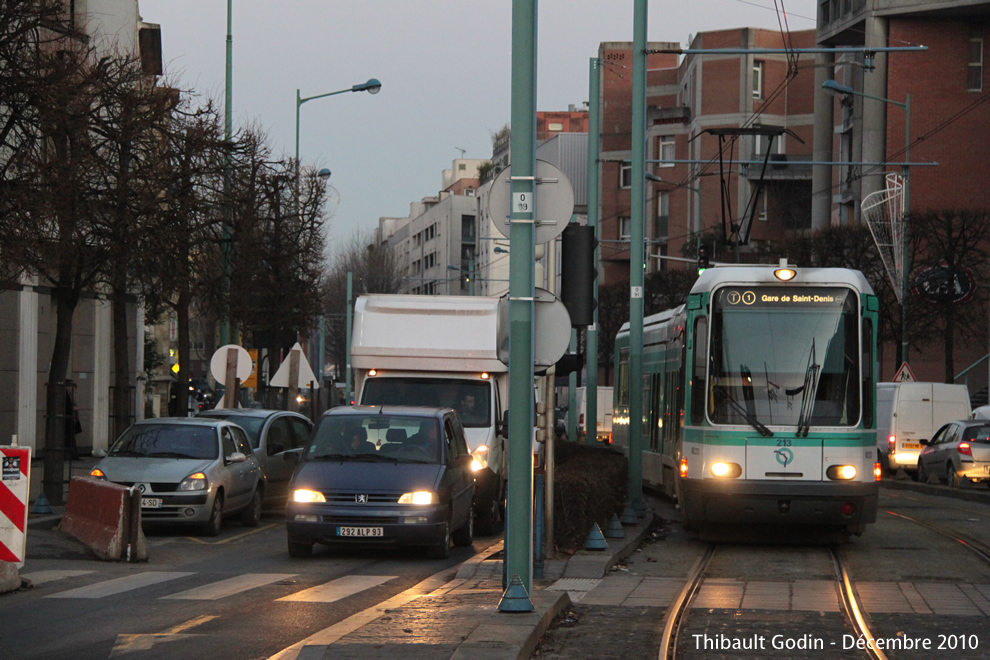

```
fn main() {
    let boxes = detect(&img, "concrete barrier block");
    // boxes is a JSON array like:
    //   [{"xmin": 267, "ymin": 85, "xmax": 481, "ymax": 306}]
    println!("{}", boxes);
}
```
[
  {"xmin": 0, "ymin": 562, "xmax": 20, "ymax": 593},
  {"xmin": 57, "ymin": 477, "xmax": 147, "ymax": 561}
]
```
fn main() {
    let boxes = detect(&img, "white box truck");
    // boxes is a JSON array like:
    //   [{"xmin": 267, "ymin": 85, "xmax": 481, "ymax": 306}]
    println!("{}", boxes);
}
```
[
  {"xmin": 575, "ymin": 386, "xmax": 613, "ymax": 443},
  {"xmin": 876, "ymin": 382, "xmax": 972, "ymax": 473},
  {"xmin": 351, "ymin": 294, "xmax": 512, "ymax": 535}
]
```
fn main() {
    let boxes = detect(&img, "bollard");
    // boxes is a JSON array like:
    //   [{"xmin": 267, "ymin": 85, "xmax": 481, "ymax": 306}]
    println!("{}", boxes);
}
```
[
  {"xmin": 604, "ymin": 514, "xmax": 625, "ymax": 539},
  {"xmin": 584, "ymin": 522, "xmax": 608, "ymax": 551}
]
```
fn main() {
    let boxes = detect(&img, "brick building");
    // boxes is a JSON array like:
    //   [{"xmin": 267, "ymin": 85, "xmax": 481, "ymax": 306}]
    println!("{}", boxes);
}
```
[{"xmin": 598, "ymin": 29, "xmax": 818, "ymax": 285}]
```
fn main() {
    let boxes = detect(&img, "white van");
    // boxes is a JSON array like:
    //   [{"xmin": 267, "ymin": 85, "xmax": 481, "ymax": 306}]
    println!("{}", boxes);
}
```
[
  {"xmin": 876, "ymin": 382, "xmax": 972, "ymax": 472},
  {"xmin": 575, "ymin": 386, "xmax": 613, "ymax": 443}
]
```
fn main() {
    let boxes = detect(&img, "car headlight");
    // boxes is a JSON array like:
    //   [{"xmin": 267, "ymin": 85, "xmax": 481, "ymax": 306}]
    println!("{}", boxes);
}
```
[
  {"xmin": 471, "ymin": 446, "xmax": 488, "ymax": 471},
  {"xmin": 179, "ymin": 472, "xmax": 208, "ymax": 491},
  {"xmin": 398, "ymin": 491, "xmax": 435, "ymax": 505},
  {"xmin": 89, "ymin": 468, "xmax": 107, "ymax": 480},
  {"xmin": 292, "ymin": 489, "xmax": 326, "ymax": 503}
]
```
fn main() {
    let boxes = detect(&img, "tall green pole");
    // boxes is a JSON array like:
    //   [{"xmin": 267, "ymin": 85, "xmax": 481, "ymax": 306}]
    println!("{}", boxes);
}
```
[
  {"xmin": 499, "ymin": 0, "xmax": 536, "ymax": 612},
  {"xmin": 585, "ymin": 57, "xmax": 601, "ymax": 446},
  {"xmin": 220, "ymin": 0, "xmax": 234, "ymax": 346},
  {"xmin": 469, "ymin": 258, "xmax": 475, "ymax": 296},
  {"xmin": 624, "ymin": 0, "xmax": 647, "ymax": 520}
]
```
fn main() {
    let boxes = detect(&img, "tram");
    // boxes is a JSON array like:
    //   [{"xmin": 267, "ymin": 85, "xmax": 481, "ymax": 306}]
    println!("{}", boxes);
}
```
[{"xmin": 612, "ymin": 261, "xmax": 881, "ymax": 534}]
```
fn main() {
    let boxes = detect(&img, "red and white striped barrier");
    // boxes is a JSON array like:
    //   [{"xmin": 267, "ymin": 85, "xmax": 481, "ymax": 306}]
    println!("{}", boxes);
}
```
[{"xmin": 0, "ymin": 446, "xmax": 31, "ymax": 567}]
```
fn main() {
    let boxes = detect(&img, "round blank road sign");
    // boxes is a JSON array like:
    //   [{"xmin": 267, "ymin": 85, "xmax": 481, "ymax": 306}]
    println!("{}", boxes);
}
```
[{"xmin": 210, "ymin": 344, "xmax": 253, "ymax": 386}]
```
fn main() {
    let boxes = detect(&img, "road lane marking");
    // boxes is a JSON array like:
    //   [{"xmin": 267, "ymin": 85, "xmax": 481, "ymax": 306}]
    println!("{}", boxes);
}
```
[
  {"xmin": 163, "ymin": 573, "xmax": 298, "ymax": 600},
  {"xmin": 20, "ymin": 570, "xmax": 93, "ymax": 585},
  {"xmin": 110, "ymin": 615, "xmax": 217, "ymax": 656},
  {"xmin": 276, "ymin": 575, "xmax": 397, "ymax": 603},
  {"xmin": 45, "ymin": 571, "xmax": 195, "ymax": 599}
]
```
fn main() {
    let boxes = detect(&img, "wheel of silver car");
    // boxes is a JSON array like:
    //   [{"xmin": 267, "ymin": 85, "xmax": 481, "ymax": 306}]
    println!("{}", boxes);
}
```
[
  {"xmin": 204, "ymin": 491, "xmax": 224, "ymax": 537},
  {"xmin": 917, "ymin": 460, "xmax": 928, "ymax": 484},
  {"xmin": 949, "ymin": 463, "xmax": 964, "ymax": 488},
  {"xmin": 428, "ymin": 519, "xmax": 451, "ymax": 559},
  {"xmin": 452, "ymin": 508, "xmax": 473, "ymax": 547},
  {"xmin": 240, "ymin": 486, "xmax": 263, "ymax": 527}
]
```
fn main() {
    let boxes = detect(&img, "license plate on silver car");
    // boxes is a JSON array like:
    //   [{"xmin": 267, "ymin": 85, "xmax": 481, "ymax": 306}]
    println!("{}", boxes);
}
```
[
  {"xmin": 141, "ymin": 497, "xmax": 163, "ymax": 509},
  {"xmin": 337, "ymin": 527, "xmax": 383, "ymax": 537}
]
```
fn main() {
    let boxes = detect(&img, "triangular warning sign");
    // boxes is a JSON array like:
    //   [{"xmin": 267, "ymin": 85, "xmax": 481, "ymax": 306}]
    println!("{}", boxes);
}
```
[
  {"xmin": 893, "ymin": 362, "xmax": 915, "ymax": 383},
  {"xmin": 269, "ymin": 343, "xmax": 320, "ymax": 388}
]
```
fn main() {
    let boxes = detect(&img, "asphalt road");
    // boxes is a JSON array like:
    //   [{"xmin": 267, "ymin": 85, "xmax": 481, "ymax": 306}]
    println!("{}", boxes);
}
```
[{"xmin": 6, "ymin": 514, "xmax": 500, "ymax": 659}]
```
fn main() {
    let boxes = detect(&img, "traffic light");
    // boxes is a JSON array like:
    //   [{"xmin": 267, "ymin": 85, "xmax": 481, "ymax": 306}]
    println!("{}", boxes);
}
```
[
  {"xmin": 697, "ymin": 244, "xmax": 710, "ymax": 274},
  {"xmin": 560, "ymin": 224, "xmax": 598, "ymax": 327}
]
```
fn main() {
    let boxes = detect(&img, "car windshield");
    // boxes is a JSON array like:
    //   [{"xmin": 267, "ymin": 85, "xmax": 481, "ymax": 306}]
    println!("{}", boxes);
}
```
[
  {"xmin": 361, "ymin": 377, "xmax": 491, "ymax": 428},
  {"xmin": 306, "ymin": 415, "xmax": 440, "ymax": 463},
  {"xmin": 109, "ymin": 424, "xmax": 219, "ymax": 459},
  {"xmin": 202, "ymin": 413, "xmax": 264, "ymax": 448}
]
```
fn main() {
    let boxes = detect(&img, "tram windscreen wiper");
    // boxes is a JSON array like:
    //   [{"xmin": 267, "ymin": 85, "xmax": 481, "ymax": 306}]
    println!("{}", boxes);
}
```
[
  {"xmin": 790, "ymin": 341, "xmax": 821, "ymax": 438},
  {"xmin": 714, "ymin": 387, "xmax": 773, "ymax": 437}
]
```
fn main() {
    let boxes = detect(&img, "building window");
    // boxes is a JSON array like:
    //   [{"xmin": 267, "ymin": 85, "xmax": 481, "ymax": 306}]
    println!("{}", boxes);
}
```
[
  {"xmin": 658, "ymin": 136, "xmax": 675, "ymax": 167},
  {"xmin": 753, "ymin": 131, "xmax": 782, "ymax": 159},
  {"xmin": 548, "ymin": 122, "xmax": 563, "ymax": 131},
  {"xmin": 655, "ymin": 192, "xmax": 669, "ymax": 238},
  {"xmin": 758, "ymin": 191, "xmax": 768, "ymax": 222},
  {"xmin": 620, "ymin": 163, "xmax": 631, "ymax": 189},
  {"xmin": 753, "ymin": 61, "xmax": 764, "ymax": 99},
  {"xmin": 969, "ymin": 24, "xmax": 984, "ymax": 92},
  {"xmin": 619, "ymin": 216, "xmax": 631, "ymax": 240}
]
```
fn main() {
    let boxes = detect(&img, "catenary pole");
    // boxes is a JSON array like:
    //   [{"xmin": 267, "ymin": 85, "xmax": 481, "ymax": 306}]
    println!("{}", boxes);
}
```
[{"xmin": 499, "ymin": 0, "xmax": 537, "ymax": 612}]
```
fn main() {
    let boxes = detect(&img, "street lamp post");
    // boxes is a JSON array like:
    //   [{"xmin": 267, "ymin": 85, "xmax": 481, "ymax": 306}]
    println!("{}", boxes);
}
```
[
  {"xmin": 294, "ymin": 78, "xmax": 382, "ymax": 206},
  {"xmin": 822, "ymin": 79, "xmax": 910, "ymax": 363}
]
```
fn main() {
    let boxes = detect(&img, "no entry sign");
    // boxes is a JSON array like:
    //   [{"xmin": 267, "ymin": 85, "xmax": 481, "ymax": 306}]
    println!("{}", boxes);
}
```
[{"xmin": 1, "ymin": 447, "xmax": 31, "ymax": 566}]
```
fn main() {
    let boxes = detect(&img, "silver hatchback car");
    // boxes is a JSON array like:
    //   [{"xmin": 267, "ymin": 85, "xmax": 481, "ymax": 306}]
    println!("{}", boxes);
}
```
[
  {"xmin": 918, "ymin": 420, "xmax": 990, "ymax": 487},
  {"xmin": 90, "ymin": 418, "xmax": 264, "ymax": 536}
]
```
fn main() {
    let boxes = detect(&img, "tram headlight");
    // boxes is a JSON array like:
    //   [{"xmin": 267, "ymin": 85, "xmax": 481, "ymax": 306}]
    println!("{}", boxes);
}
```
[
  {"xmin": 710, "ymin": 462, "xmax": 742, "ymax": 478},
  {"xmin": 826, "ymin": 464, "xmax": 857, "ymax": 480}
]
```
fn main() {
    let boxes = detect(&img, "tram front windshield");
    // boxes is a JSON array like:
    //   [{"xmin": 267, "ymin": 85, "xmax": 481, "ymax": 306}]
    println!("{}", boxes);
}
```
[{"xmin": 708, "ymin": 286, "xmax": 860, "ymax": 429}]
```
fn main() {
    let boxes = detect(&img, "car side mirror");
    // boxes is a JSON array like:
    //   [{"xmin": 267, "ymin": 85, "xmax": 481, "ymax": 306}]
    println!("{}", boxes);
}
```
[
  {"xmin": 496, "ymin": 410, "xmax": 508, "ymax": 436},
  {"xmin": 919, "ymin": 439, "xmax": 929, "ymax": 446},
  {"xmin": 227, "ymin": 451, "xmax": 247, "ymax": 463}
]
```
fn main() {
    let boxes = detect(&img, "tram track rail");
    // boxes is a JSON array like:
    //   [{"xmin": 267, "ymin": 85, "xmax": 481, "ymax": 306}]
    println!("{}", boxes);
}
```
[
  {"xmin": 657, "ymin": 543, "xmax": 886, "ymax": 660},
  {"xmin": 884, "ymin": 510, "xmax": 990, "ymax": 565}
]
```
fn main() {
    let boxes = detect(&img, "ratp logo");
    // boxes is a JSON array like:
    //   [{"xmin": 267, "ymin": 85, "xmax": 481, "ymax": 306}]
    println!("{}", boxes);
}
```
[{"xmin": 774, "ymin": 448, "xmax": 794, "ymax": 467}]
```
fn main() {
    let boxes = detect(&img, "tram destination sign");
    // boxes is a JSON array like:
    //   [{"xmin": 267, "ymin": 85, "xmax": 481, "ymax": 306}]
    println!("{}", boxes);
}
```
[{"xmin": 716, "ymin": 286, "xmax": 852, "ymax": 310}]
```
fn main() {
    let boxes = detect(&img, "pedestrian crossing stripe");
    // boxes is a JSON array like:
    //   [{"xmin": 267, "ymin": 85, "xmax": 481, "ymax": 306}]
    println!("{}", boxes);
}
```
[
  {"xmin": 33, "ymin": 570, "xmax": 398, "ymax": 604},
  {"xmin": 277, "ymin": 575, "xmax": 398, "ymax": 603},
  {"xmin": 162, "ymin": 573, "xmax": 297, "ymax": 600}
]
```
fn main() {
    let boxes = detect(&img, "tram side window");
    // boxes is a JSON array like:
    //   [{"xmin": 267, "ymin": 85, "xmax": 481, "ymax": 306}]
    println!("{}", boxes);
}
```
[
  {"xmin": 690, "ymin": 317, "xmax": 707, "ymax": 425},
  {"xmin": 862, "ymin": 318, "xmax": 874, "ymax": 429}
]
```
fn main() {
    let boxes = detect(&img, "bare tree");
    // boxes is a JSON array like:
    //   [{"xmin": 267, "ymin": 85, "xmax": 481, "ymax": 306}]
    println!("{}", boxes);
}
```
[
  {"xmin": 323, "ymin": 232, "xmax": 403, "ymax": 386},
  {"xmin": 909, "ymin": 210, "xmax": 990, "ymax": 382},
  {"xmin": 0, "ymin": 11, "xmax": 117, "ymax": 502}
]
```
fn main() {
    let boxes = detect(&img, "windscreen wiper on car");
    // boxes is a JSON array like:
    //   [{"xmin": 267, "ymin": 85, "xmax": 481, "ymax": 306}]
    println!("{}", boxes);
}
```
[
  {"xmin": 308, "ymin": 453, "xmax": 397, "ymax": 462},
  {"xmin": 714, "ymin": 387, "xmax": 773, "ymax": 437}
]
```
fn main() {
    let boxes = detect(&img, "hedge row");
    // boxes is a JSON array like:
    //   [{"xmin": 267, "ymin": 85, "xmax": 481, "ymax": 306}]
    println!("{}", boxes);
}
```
[{"xmin": 550, "ymin": 439, "xmax": 628, "ymax": 553}]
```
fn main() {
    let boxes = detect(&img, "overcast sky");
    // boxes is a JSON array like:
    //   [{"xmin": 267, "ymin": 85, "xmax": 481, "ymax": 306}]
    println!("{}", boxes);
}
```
[{"xmin": 137, "ymin": 1, "xmax": 816, "ymax": 250}]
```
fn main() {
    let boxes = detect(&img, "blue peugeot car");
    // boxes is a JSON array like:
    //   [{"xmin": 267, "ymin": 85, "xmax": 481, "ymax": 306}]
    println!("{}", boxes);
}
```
[{"xmin": 285, "ymin": 406, "xmax": 475, "ymax": 559}]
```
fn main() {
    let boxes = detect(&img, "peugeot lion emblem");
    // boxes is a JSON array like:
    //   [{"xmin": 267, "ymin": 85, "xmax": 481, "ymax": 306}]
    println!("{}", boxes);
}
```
[{"xmin": 355, "ymin": 494, "xmax": 369, "ymax": 504}]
